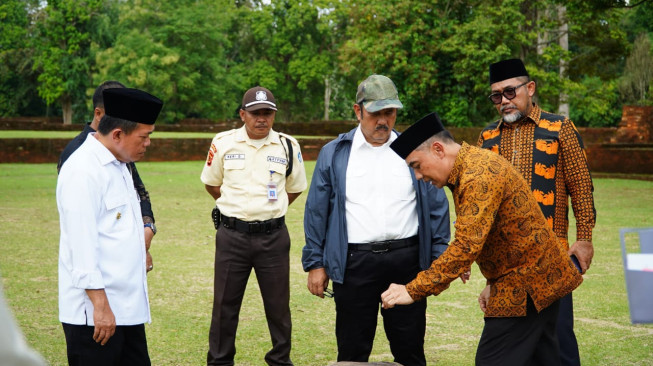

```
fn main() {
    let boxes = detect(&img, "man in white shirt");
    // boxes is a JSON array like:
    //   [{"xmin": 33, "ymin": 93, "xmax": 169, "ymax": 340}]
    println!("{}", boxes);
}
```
[
  {"xmin": 302, "ymin": 75, "xmax": 451, "ymax": 365},
  {"xmin": 57, "ymin": 87, "xmax": 163, "ymax": 365}
]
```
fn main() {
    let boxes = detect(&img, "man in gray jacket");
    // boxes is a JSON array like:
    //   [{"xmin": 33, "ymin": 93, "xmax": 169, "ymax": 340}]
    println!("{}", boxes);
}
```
[{"xmin": 302, "ymin": 75, "xmax": 451, "ymax": 366}]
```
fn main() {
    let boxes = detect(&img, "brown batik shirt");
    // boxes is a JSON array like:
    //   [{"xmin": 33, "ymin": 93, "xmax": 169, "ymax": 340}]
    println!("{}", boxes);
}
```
[
  {"xmin": 477, "ymin": 104, "xmax": 596, "ymax": 246},
  {"xmin": 405, "ymin": 143, "xmax": 583, "ymax": 317}
]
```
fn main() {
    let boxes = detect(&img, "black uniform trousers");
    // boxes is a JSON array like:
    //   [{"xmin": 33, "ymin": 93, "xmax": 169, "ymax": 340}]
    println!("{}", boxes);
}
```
[
  {"xmin": 62, "ymin": 323, "xmax": 150, "ymax": 366},
  {"xmin": 475, "ymin": 296, "xmax": 561, "ymax": 366},
  {"xmin": 207, "ymin": 223, "xmax": 292, "ymax": 366},
  {"xmin": 333, "ymin": 243, "xmax": 427, "ymax": 366},
  {"xmin": 557, "ymin": 292, "xmax": 580, "ymax": 366}
]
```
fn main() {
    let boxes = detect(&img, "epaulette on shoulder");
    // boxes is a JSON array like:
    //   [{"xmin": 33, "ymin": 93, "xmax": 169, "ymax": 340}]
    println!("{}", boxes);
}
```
[
  {"xmin": 213, "ymin": 129, "xmax": 237, "ymax": 140},
  {"xmin": 278, "ymin": 132, "xmax": 299, "ymax": 145}
]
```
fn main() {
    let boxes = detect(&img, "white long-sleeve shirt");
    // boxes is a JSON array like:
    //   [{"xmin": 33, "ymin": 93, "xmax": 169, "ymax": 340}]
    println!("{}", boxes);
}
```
[
  {"xmin": 57, "ymin": 133, "xmax": 150, "ymax": 326},
  {"xmin": 345, "ymin": 127, "xmax": 418, "ymax": 243}
]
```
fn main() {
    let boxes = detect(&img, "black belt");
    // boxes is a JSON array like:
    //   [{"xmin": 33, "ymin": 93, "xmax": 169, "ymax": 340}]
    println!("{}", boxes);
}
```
[
  {"xmin": 348, "ymin": 235, "xmax": 419, "ymax": 253},
  {"xmin": 220, "ymin": 214, "xmax": 285, "ymax": 234}
]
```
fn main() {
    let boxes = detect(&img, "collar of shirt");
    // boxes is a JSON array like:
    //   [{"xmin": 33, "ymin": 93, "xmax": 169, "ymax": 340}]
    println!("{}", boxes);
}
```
[
  {"xmin": 447, "ymin": 141, "xmax": 471, "ymax": 189},
  {"xmin": 496, "ymin": 103, "xmax": 542, "ymax": 130},
  {"xmin": 351, "ymin": 125, "xmax": 397, "ymax": 152},
  {"xmin": 234, "ymin": 125, "xmax": 280, "ymax": 148},
  {"xmin": 85, "ymin": 132, "xmax": 124, "ymax": 168}
]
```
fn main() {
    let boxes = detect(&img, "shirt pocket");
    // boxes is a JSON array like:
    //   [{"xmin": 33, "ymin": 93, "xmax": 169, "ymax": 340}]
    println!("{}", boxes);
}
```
[
  {"xmin": 224, "ymin": 159, "xmax": 246, "ymax": 170},
  {"xmin": 268, "ymin": 161, "xmax": 287, "ymax": 183},
  {"xmin": 388, "ymin": 165, "xmax": 416, "ymax": 201},
  {"xmin": 223, "ymin": 158, "xmax": 246, "ymax": 184},
  {"xmin": 345, "ymin": 168, "xmax": 371, "ymax": 204},
  {"xmin": 103, "ymin": 195, "xmax": 129, "ymax": 234}
]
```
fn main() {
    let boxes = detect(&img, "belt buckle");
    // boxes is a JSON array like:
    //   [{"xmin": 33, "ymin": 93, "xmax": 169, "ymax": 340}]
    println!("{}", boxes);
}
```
[
  {"xmin": 248, "ymin": 221, "xmax": 262, "ymax": 233},
  {"xmin": 371, "ymin": 241, "xmax": 390, "ymax": 253}
]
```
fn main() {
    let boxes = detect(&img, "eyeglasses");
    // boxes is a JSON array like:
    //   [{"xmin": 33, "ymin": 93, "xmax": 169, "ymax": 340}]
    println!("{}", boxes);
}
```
[
  {"xmin": 324, "ymin": 287, "xmax": 334, "ymax": 298},
  {"xmin": 488, "ymin": 82, "xmax": 529, "ymax": 104}
]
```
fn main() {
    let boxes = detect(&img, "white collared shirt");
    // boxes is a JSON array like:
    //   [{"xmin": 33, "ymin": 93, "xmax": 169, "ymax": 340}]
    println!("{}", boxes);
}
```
[
  {"xmin": 57, "ymin": 133, "xmax": 150, "ymax": 326},
  {"xmin": 345, "ymin": 127, "xmax": 418, "ymax": 243}
]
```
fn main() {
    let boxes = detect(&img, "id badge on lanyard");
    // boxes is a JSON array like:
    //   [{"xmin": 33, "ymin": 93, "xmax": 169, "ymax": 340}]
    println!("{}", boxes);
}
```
[{"xmin": 267, "ymin": 170, "xmax": 278, "ymax": 201}]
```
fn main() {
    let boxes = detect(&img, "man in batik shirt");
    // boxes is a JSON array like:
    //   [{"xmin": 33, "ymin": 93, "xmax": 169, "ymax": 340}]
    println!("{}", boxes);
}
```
[
  {"xmin": 477, "ymin": 58, "xmax": 596, "ymax": 366},
  {"xmin": 382, "ymin": 112, "xmax": 584, "ymax": 365}
]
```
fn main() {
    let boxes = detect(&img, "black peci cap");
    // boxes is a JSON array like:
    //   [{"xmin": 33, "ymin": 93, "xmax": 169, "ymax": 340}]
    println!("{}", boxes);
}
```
[
  {"xmin": 489, "ymin": 58, "xmax": 529, "ymax": 85},
  {"xmin": 390, "ymin": 112, "xmax": 445, "ymax": 159},
  {"xmin": 103, "ymin": 88, "xmax": 163, "ymax": 124}
]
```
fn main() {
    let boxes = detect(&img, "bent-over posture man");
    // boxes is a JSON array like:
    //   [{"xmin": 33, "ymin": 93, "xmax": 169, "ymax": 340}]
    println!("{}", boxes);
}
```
[{"xmin": 382, "ymin": 112, "xmax": 583, "ymax": 366}]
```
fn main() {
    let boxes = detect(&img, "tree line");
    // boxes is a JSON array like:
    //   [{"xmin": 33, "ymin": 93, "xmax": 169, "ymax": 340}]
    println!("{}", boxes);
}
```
[{"xmin": 1, "ymin": 0, "xmax": 652, "ymax": 126}]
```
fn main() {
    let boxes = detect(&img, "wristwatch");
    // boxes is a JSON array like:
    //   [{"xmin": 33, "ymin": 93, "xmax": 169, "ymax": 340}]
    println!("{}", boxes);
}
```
[{"xmin": 144, "ymin": 222, "xmax": 157, "ymax": 235}]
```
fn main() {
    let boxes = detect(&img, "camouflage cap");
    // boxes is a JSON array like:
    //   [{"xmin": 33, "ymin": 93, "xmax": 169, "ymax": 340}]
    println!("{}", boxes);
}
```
[{"xmin": 356, "ymin": 74, "xmax": 403, "ymax": 113}]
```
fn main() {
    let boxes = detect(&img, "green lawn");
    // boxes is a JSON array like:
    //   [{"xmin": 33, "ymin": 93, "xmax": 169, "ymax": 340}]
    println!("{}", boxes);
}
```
[
  {"xmin": 0, "ymin": 130, "xmax": 334, "ymax": 140},
  {"xmin": 0, "ymin": 161, "xmax": 652, "ymax": 365},
  {"xmin": 0, "ymin": 130, "xmax": 223, "ymax": 139}
]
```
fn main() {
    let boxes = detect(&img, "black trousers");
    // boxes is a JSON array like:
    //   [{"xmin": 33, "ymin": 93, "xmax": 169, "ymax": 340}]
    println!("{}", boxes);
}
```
[
  {"xmin": 207, "ymin": 223, "xmax": 292, "ymax": 366},
  {"xmin": 62, "ymin": 323, "xmax": 150, "ymax": 366},
  {"xmin": 475, "ymin": 296, "xmax": 561, "ymax": 366},
  {"xmin": 333, "ymin": 244, "xmax": 426, "ymax": 366},
  {"xmin": 557, "ymin": 292, "xmax": 580, "ymax": 366}
]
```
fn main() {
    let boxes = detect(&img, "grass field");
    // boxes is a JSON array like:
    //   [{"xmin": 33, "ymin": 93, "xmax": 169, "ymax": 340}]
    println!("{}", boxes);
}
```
[
  {"xmin": 0, "ymin": 130, "xmax": 335, "ymax": 140},
  {"xmin": 1, "ymin": 161, "xmax": 652, "ymax": 365}
]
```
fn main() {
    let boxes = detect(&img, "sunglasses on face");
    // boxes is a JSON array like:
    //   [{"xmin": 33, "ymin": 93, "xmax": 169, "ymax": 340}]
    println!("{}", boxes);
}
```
[{"xmin": 488, "ymin": 82, "xmax": 529, "ymax": 104}]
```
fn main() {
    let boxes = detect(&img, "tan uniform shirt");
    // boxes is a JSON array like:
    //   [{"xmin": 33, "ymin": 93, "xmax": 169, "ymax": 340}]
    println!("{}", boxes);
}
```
[{"xmin": 201, "ymin": 126, "xmax": 307, "ymax": 221}]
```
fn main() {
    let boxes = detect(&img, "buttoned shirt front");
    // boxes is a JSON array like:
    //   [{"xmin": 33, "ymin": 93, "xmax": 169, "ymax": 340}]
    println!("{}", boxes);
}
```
[
  {"xmin": 478, "ymin": 104, "xmax": 596, "ymax": 245},
  {"xmin": 406, "ymin": 143, "xmax": 583, "ymax": 317},
  {"xmin": 345, "ymin": 127, "xmax": 418, "ymax": 243},
  {"xmin": 200, "ymin": 126, "xmax": 307, "ymax": 221},
  {"xmin": 57, "ymin": 133, "xmax": 150, "ymax": 326}
]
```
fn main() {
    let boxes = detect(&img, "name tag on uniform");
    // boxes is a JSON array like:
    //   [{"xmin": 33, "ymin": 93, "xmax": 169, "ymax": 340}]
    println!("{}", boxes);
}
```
[
  {"xmin": 267, "ymin": 156, "xmax": 288, "ymax": 165},
  {"xmin": 225, "ymin": 154, "xmax": 245, "ymax": 160}
]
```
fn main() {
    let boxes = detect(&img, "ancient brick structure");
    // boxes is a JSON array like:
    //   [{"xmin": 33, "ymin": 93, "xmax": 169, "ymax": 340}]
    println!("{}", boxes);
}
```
[{"xmin": 613, "ymin": 106, "xmax": 653, "ymax": 143}]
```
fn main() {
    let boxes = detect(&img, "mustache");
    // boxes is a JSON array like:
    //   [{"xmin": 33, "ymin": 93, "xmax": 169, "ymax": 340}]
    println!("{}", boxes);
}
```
[
  {"xmin": 500, "ymin": 104, "xmax": 516, "ymax": 113},
  {"xmin": 375, "ymin": 125, "xmax": 389, "ymax": 131}
]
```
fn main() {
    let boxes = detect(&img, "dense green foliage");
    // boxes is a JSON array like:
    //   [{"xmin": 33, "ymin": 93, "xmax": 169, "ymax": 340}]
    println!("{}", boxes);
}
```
[{"xmin": 1, "ymin": 0, "xmax": 652, "ymax": 126}]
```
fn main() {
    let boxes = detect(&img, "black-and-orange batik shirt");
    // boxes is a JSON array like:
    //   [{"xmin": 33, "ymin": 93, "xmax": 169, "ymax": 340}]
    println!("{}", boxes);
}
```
[
  {"xmin": 477, "ymin": 104, "xmax": 596, "ymax": 248},
  {"xmin": 405, "ymin": 143, "xmax": 583, "ymax": 317}
]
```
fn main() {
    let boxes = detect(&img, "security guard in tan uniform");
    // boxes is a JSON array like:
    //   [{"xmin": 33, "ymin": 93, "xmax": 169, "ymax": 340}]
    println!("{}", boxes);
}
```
[{"xmin": 201, "ymin": 86, "xmax": 307, "ymax": 366}]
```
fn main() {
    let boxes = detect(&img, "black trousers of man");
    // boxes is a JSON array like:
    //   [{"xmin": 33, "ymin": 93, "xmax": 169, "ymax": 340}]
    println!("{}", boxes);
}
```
[
  {"xmin": 62, "ymin": 323, "xmax": 150, "ymax": 366},
  {"xmin": 207, "ymin": 223, "xmax": 292, "ymax": 366},
  {"xmin": 557, "ymin": 293, "xmax": 580, "ymax": 366},
  {"xmin": 475, "ymin": 296, "xmax": 561, "ymax": 366},
  {"xmin": 333, "ymin": 243, "xmax": 427, "ymax": 366}
]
